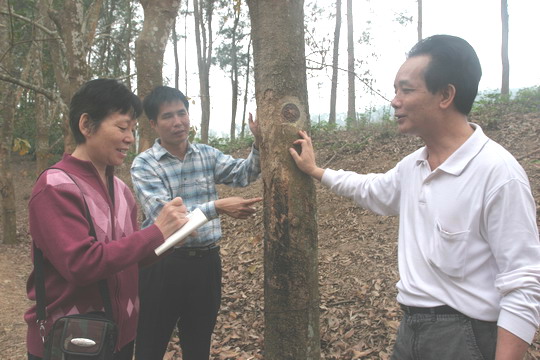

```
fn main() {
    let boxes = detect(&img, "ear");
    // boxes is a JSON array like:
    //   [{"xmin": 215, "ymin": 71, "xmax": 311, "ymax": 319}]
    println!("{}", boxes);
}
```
[
  {"xmin": 149, "ymin": 119, "xmax": 157, "ymax": 130},
  {"xmin": 439, "ymin": 84, "xmax": 456, "ymax": 110},
  {"xmin": 79, "ymin": 113, "xmax": 92, "ymax": 138}
]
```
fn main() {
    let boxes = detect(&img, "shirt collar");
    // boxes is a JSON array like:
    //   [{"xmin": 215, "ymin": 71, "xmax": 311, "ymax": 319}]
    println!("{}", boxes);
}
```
[
  {"xmin": 152, "ymin": 138, "xmax": 198, "ymax": 160},
  {"xmin": 415, "ymin": 123, "xmax": 490, "ymax": 176}
]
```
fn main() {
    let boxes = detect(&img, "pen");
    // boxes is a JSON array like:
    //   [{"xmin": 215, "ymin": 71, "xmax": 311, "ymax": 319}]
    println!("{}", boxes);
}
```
[{"xmin": 156, "ymin": 198, "xmax": 168, "ymax": 205}]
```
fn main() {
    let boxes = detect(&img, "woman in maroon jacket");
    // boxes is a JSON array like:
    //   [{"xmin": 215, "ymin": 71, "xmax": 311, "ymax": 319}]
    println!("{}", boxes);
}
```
[{"xmin": 25, "ymin": 79, "xmax": 188, "ymax": 360}]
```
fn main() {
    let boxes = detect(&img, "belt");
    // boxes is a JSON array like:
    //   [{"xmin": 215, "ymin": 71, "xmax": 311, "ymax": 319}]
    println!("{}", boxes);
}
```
[
  {"xmin": 174, "ymin": 244, "xmax": 220, "ymax": 258},
  {"xmin": 400, "ymin": 304, "xmax": 462, "ymax": 315}
]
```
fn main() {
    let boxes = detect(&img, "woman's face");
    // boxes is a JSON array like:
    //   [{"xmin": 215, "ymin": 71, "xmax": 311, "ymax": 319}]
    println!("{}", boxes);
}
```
[{"xmin": 83, "ymin": 111, "xmax": 136, "ymax": 171}]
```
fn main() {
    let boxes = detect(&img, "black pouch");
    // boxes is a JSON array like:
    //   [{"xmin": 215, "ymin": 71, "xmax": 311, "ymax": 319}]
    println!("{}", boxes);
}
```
[{"xmin": 43, "ymin": 312, "xmax": 117, "ymax": 360}]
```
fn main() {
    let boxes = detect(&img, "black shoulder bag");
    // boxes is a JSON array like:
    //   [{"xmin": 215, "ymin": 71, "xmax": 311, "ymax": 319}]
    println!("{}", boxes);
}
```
[{"xmin": 33, "ymin": 169, "xmax": 118, "ymax": 360}]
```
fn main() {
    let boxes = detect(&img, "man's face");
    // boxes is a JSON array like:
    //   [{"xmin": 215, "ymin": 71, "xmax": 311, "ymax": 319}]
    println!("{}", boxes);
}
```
[
  {"xmin": 151, "ymin": 100, "xmax": 190, "ymax": 149},
  {"xmin": 391, "ymin": 55, "xmax": 442, "ymax": 137}
]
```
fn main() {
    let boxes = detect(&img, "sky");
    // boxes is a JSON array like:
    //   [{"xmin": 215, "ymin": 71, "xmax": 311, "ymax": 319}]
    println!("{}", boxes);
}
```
[{"xmin": 162, "ymin": 0, "xmax": 540, "ymax": 136}]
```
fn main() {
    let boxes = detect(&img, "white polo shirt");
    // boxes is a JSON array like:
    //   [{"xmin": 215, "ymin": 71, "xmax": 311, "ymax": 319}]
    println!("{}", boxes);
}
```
[{"xmin": 321, "ymin": 123, "xmax": 540, "ymax": 343}]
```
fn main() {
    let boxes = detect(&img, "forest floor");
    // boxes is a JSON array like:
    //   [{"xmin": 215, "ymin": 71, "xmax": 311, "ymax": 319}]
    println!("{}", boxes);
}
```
[{"xmin": 1, "ymin": 109, "xmax": 539, "ymax": 359}]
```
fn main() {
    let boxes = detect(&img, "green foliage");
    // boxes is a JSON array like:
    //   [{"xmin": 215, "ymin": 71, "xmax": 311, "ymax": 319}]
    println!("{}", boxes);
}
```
[
  {"xmin": 198, "ymin": 134, "xmax": 255, "ymax": 154},
  {"xmin": 471, "ymin": 86, "xmax": 540, "ymax": 130},
  {"xmin": 311, "ymin": 120, "xmax": 338, "ymax": 134}
]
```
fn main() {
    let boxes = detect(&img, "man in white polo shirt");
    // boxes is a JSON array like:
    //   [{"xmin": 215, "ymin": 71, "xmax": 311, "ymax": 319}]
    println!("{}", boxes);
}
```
[{"xmin": 290, "ymin": 35, "xmax": 540, "ymax": 359}]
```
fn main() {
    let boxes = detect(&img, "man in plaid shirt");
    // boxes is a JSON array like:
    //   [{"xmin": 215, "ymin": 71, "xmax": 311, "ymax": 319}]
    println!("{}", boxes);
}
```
[{"xmin": 131, "ymin": 86, "xmax": 262, "ymax": 360}]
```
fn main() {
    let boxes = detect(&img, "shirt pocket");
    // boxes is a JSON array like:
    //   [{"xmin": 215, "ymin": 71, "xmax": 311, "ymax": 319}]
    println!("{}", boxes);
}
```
[
  {"xmin": 428, "ymin": 221, "xmax": 470, "ymax": 280},
  {"xmin": 194, "ymin": 176, "xmax": 213, "ymax": 198}
]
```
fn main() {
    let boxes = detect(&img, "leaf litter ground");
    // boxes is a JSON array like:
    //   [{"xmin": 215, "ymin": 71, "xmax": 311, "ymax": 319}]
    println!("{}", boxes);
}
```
[{"xmin": 1, "ymin": 113, "xmax": 539, "ymax": 359}]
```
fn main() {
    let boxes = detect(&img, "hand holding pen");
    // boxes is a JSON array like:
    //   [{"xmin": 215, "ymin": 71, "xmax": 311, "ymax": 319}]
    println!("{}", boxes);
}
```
[{"xmin": 153, "ymin": 197, "xmax": 189, "ymax": 239}]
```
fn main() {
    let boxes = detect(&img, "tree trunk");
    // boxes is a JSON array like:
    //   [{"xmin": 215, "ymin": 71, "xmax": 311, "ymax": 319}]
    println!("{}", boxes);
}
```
[
  {"xmin": 346, "ymin": 0, "xmax": 356, "ymax": 123},
  {"xmin": 136, "ymin": 0, "xmax": 181, "ymax": 152},
  {"xmin": 246, "ymin": 1, "xmax": 320, "ymax": 359},
  {"xmin": 32, "ymin": 0, "xmax": 52, "ymax": 176},
  {"xmin": 193, "ymin": 0, "xmax": 214, "ymax": 144},
  {"xmin": 240, "ymin": 37, "xmax": 252, "ymax": 139},
  {"xmin": 0, "ymin": 0, "xmax": 17, "ymax": 244},
  {"xmin": 417, "ymin": 0, "xmax": 422, "ymax": 42},
  {"xmin": 501, "ymin": 0, "xmax": 510, "ymax": 95},
  {"xmin": 329, "ymin": 0, "xmax": 342, "ymax": 125},
  {"xmin": 229, "ymin": 11, "xmax": 240, "ymax": 141}
]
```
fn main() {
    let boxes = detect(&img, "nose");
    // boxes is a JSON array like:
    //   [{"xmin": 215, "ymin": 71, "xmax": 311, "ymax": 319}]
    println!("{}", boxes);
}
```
[
  {"xmin": 125, "ymin": 129, "xmax": 135, "ymax": 144},
  {"xmin": 390, "ymin": 95, "xmax": 400, "ymax": 109}
]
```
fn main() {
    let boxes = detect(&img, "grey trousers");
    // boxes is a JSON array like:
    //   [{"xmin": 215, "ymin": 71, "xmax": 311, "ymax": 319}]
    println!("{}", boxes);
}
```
[{"xmin": 391, "ymin": 312, "xmax": 497, "ymax": 360}]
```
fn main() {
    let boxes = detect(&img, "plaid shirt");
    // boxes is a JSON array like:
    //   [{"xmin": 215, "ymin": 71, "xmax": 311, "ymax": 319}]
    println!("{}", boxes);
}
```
[{"xmin": 130, "ymin": 139, "xmax": 261, "ymax": 247}]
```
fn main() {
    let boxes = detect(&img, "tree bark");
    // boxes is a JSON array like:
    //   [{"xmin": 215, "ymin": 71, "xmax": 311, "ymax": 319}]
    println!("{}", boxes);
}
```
[
  {"xmin": 136, "ymin": 0, "xmax": 181, "ymax": 152},
  {"xmin": 229, "ymin": 10, "xmax": 240, "ymax": 141},
  {"xmin": 240, "ymin": 37, "xmax": 252, "ymax": 139},
  {"xmin": 329, "ymin": 0, "xmax": 342, "ymax": 125},
  {"xmin": 246, "ymin": 1, "xmax": 320, "ymax": 359},
  {"xmin": 417, "ymin": 0, "xmax": 423, "ymax": 42},
  {"xmin": 0, "ymin": 0, "xmax": 17, "ymax": 244},
  {"xmin": 501, "ymin": 0, "xmax": 510, "ymax": 95},
  {"xmin": 193, "ymin": 0, "xmax": 214, "ymax": 144},
  {"xmin": 346, "ymin": 0, "xmax": 356, "ymax": 123}
]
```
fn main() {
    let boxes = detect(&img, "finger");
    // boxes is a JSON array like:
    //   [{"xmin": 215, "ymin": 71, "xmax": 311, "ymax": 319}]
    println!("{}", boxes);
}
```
[
  {"xmin": 244, "ymin": 197, "xmax": 263, "ymax": 204},
  {"xmin": 289, "ymin": 148, "xmax": 300, "ymax": 161},
  {"xmin": 170, "ymin": 197, "xmax": 184, "ymax": 206}
]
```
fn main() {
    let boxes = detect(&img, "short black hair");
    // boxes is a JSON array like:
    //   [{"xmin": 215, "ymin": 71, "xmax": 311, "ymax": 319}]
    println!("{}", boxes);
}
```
[
  {"xmin": 143, "ymin": 86, "xmax": 190, "ymax": 121},
  {"xmin": 69, "ymin": 79, "xmax": 142, "ymax": 144},
  {"xmin": 408, "ymin": 35, "xmax": 482, "ymax": 115}
]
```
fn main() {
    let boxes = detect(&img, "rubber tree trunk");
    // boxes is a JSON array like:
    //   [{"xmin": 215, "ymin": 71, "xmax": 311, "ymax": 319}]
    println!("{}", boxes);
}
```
[
  {"xmin": 0, "ymin": 0, "xmax": 17, "ymax": 244},
  {"xmin": 500, "ymin": 0, "xmax": 510, "ymax": 95},
  {"xmin": 246, "ymin": 1, "xmax": 320, "ymax": 359},
  {"xmin": 136, "ymin": 0, "xmax": 181, "ymax": 152}
]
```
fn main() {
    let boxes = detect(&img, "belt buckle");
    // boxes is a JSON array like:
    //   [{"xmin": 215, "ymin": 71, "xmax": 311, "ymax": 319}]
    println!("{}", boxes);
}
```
[{"xmin": 188, "ymin": 250, "xmax": 197, "ymax": 257}]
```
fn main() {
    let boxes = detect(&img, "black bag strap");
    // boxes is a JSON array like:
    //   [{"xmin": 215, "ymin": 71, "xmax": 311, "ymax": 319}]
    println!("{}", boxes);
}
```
[{"xmin": 33, "ymin": 168, "xmax": 114, "ymax": 327}]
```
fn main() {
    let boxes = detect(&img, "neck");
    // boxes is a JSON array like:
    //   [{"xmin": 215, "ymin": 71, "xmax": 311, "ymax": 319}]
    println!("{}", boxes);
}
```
[
  {"xmin": 161, "ymin": 139, "xmax": 188, "ymax": 160},
  {"xmin": 71, "ymin": 145, "xmax": 107, "ymax": 184},
  {"xmin": 423, "ymin": 115, "xmax": 473, "ymax": 170}
]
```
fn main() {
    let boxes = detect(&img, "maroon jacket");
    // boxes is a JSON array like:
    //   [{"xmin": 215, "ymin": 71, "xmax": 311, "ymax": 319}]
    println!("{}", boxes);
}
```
[{"xmin": 25, "ymin": 154, "xmax": 164, "ymax": 357}]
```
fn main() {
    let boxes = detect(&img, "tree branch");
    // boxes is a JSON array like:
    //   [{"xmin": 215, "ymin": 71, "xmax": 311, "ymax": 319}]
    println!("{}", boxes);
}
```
[
  {"xmin": 0, "ymin": 9, "xmax": 57, "ymax": 37},
  {"xmin": 306, "ymin": 58, "xmax": 391, "ymax": 103},
  {"xmin": 0, "ymin": 73, "xmax": 59, "ymax": 102}
]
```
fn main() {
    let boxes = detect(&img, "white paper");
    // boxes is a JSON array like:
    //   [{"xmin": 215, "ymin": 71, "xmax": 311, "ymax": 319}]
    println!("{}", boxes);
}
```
[{"xmin": 154, "ymin": 208, "xmax": 208, "ymax": 256}]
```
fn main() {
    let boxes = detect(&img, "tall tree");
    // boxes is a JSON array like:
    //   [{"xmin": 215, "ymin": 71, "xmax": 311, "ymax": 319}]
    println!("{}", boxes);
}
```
[
  {"xmin": 417, "ymin": 0, "xmax": 422, "ymax": 42},
  {"xmin": 240, "ymin": 37, "xmax": 252, "ymax": 139},
  {"xmin": 48, "ymin": 0, "xmax": 105, "ymax": 152},
  {"xmin": 215, "ymin": 0, "xmax": 250, "ymax": 141},
  {"xmin": 246, "ymin": 1, "xmax": 320, "ymax": 359},
  {"xmin": 501, "ymin": 0, "xmax": 509, "ymax": 95},
  {"xmin": 193, "ymin": 0, "xmax": 214, "ymax": 143},
  {"xmin": 0, "ymin": 0, "xmax": 18, "ymax": 244},
  {"xmin": 346, "ymin": 0, "xmax": 356, "ymax": 123},
  {"xmin": 135, "ymin": 0, "xmax": 181, "ymax": 151},
  {"xmin": 329, "ymin": 0, "xmax": 342, "ymax": 125}
]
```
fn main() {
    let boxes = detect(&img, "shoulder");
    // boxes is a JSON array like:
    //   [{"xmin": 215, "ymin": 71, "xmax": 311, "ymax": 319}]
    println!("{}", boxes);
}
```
[{"xmin": 478, "ymin": 140, "xmax": 528, "ymax": 181}]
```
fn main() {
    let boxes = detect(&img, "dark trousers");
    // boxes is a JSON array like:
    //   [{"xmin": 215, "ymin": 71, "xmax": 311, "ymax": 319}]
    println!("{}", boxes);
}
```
[
  {"xmin": 28, "ymin": 341, "xmax": 134, "ymax": 360},
  {"xmin": 391, "ymin": 311, "xmax": 497, "ymax": 360},
  {"xmin": 135, "ymin": 248, "xmax": 222, "ymax": 360}
]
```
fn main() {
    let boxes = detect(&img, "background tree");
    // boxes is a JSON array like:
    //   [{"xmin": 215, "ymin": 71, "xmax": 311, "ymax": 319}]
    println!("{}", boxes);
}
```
[
  {"xmin": 0, "ymin": 0, "xmax": 18, "ymax": 244},
  {"xmin": 240, "ymin": 37, "xmax": 252, "ymax": 139},
  {"xmin": 346, "ymin": 0, "xmax": 356, "ymax": 123},
  {"xmin": 215, "ymin": 0, "xmax": 250, "ymax": 141},
  {"xmin": 501, "ymin": 0, "xmax": 509, "ymax": 95},
  {"xmin": 246, "ymin": 0, "xmax": 320, "ymax": 358},
  {"xmin": 136, "ymin": 0, "xmax": 181, "ymax": 152},
  {"xmin": 193, "ymin": 0, "xmax": 215, "ymax": 144},
  {"xmin": 417, "ymin": 0, "xmax": 422, "ymax": 41},
  {"xmin": 329, "ymin": 0, "xmax": 342, "ymax": 125}
]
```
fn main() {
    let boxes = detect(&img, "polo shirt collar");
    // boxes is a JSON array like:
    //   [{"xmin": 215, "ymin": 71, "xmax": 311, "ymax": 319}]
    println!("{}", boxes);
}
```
[{"xmin": 436, "ymin": 123, "xmax": 490, "ymax": 176}]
